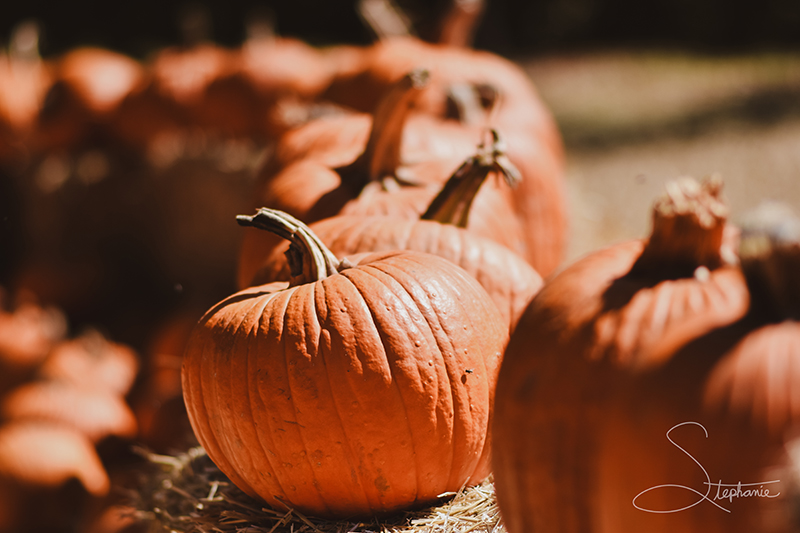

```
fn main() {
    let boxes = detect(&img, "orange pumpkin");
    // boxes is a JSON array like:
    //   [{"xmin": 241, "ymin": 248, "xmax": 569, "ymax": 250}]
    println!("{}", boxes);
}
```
[
  {"xmin": 0, "ymin": 21, "xmax": 52, "ymax": 160},
  {"xmin": 492, "ymin": 178, "xmax": 800, "ymax": 532},
  {"xmin": 34, "ymin": 47, "xmax": 143, "ymax": 154},
  {"xmin": 243, "ymin": 134, "xmax": 542, "ymax": 332},
  {"xmin": 239, "ymin": 127, "xmax": 523, "ymax": 285},
  {"xmin": 0, "ymin": 421, "xmax": 110, "ymax": 531},
  {"xmin": 237, "ymin": 69, "xmax": 481, "ymax": 287},
  {"xmin": 38, "ymin": 329, "xmax": 139, "ymax": 396},
  {"xmin": 321, "ymin": 35, "xmax": 564, "ymax": 163},
  {"xmin": 1, "ymin": 380, "xmax": 138, "ymax": 443},
  {"xmin": 183, "ymin": 208, "xmax": 507, "ymax": 518},
  {"xmin": 0, "ymin": 292, "xmax": 66, "ymax": 394}
]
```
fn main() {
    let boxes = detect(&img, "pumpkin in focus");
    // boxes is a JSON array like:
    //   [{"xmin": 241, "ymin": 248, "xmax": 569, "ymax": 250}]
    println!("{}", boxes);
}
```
[
  {"xmin": 492, "ymin": 176, "xmax": 773, "ymax": 533},
  {"xmin": 183, "ymin": 208, "xmax": 507, "ymax": 518}
]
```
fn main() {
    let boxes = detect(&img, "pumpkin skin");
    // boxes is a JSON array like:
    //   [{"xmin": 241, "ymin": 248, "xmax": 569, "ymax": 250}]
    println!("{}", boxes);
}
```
[
  {"xmin": 183, "ymin": 211, "xmax": 507, "ymax": 518},
  {"xmin": 490, "ymin": 177, "xmax": 792, "ymax": 533}
]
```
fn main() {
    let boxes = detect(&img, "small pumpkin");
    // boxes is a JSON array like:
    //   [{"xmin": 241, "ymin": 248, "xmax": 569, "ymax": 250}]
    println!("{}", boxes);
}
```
[
  {"xmin": 38, "ymin": 329, "xmax": 139, "ymax": 396},
  {"xmin": 492, "ymin": 177, "xmax": 800, "ymax": 533},
  {"xmin": 34, "ymin": 47, "xmax": 143, "ymax": 154},
  {"xmin": 0, "ymin": 21, "xmax": 52, "ymax": 158},
  {"xmin": 1, "ymin": 380, "xmax": 138, "ymax": 443},
  {"xmin": 183, "ymin": 208, "xmax": 507, "ymax": 518},
  {"xmin": 0, "ymin": 291, "xmax": 67, "ymax": 394},
  {"xmin": 133, "ymin": 309, "xmax": 201, "ymax": 453},
  {"xmin": 0, "ymin": 420, "xmax": 110, "ymax": 531}
]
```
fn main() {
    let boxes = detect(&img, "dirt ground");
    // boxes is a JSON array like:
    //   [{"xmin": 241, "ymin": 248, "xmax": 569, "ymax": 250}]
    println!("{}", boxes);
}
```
[{"xmin": 522, "ymin": 50, "xmax": 800, "ymax": 265}]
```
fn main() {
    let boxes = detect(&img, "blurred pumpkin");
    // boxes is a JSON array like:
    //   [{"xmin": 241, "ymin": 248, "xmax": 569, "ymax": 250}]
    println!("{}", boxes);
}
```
[
  {"xmin": 0, "ymin": 420, "xmax": 110, "ymax": 531},
  {"xmin": 0, "ymin": 21, "xmax": 52, "ymax": 161},
  {"xmin": 133, "ymin": 309, "xmax": 200, "ymax": 453},
  {"xmin": 1, "ymin": 380, "xmax": 137, "ymax": 444},
  {"xmin": 184, "ymin": 208, "xmax": 507, "ymax": 518},
  {"xmin": 33, "ymin": 47, "xmax": 143, "ymax": 154},
  {"xmin": 0, "ymin": 290, "xmax": 67, "ymax": 394},
  {"xmin": 492, "ymin": 178, "xmax": 800, "ymax": 533},
  {"xmin": 38, "ymin": 329, "xmax": 139, "ymax": 396}
]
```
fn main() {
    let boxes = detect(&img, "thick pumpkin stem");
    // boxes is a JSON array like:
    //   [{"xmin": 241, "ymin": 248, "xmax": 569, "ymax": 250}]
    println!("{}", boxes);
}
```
[
  {"xmin": 421, "ymin": 129, "xmax": 521, "ymax": 228},
  {"xmin": 337, "ymin": 69, "xmax": 430, "ymax": 193},
  {"xmin": 630, "ymin": 175, "xmax": 729, "ymax": 277},
  {"xmin": 237, "ymin": 209, "xmax": 343, "ymax": 286},
  {"xmin": 738, "ymin": 202, "xmax": 800, "ymax": 320}
]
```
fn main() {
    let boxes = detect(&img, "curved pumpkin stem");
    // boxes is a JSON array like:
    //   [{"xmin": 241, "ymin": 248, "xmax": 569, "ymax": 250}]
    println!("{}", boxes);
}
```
[
  {"xmin": 337, "ymin": 68, "xmax": 430, "ymax": 193},
  {"xmin": 421, "ymin": 129, "xmax": 520, "ymax": 228},
  {"xmin": 738, "ymin": 202, "xmax": 800, "ymax": 320},
  {"xmin": 237, "ymin": 209, "xmax": 343, "ymax": 286},
  {"xmin": 630, "ymin": 175, "xmax": 730, "ymax": 278}
]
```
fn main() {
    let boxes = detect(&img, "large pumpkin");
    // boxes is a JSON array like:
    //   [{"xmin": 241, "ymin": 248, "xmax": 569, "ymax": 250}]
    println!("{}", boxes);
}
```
[
  {"xmin": 183, "ymin": 209, "xmax": 507, "ymax": 518},
  {"xmin": 492, "ymin": 177, "xmax": 800, "ymax": 532}
]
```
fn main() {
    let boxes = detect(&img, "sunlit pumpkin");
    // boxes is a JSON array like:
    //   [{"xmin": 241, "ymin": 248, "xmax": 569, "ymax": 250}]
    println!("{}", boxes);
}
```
[{"xmin": 184, "ymin": 208, "xmax": 507, "ymax": 518}]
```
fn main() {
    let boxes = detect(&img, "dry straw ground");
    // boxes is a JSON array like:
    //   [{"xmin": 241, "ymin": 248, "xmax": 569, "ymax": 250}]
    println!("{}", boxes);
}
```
[{"xmin": 132, "ymin": 447, "xmax": 502, "ymax": 533}]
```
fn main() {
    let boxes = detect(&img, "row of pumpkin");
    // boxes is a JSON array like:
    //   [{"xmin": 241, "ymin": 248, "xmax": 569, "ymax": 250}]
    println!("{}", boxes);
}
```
[
  {"xmin": 0, "ymin": 4, "xmax": 568, "ymax": 530},
  {"xmin": 1, "ymin": 5, "xmax": 798, "ymax": 533}
]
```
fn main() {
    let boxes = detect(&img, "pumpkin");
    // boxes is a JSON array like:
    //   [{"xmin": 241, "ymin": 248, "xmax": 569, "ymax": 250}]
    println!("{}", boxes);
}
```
[
  {"xmin": 1, "ymin": 380, "xmax": 138, "ymax": 443},
  {"xmin": 34, "ymin": 47, "xmax": 143, "ymax": 154},
  {"xmin": 0, "ymin": 21, "xmax": 52, "ymax": 160},
  {"xmin": 492, "ymin": 177, "xmax": 800, "ymax": 532},
  {"xmin": 183, "ymin": 208, "xmax": 507, "ymax": 518},
  {"xmin": 320, "ymin": 5, "xmax": 568, "ymax": 275},
  {"xmin": 133, "ymin": 309, "xmax": 201, "ymax": 453},
  {"xmin": 0, "ymin": 292, "xmax": 67, "ymax": 394},
  {"xmin": 239, "ymin": 127, "xmax": 524, "ymax": 286},
  {"xmin": 38, "ymin": 329, "xmax": 139, "ymax": 396},
  {"xmin": 321, "ymin": 34, "xmax": 564, "ymax": 163},
  {"xmin": 243, "ymin": 134, "xmax": 542, "ymax": 332},
  {"xmin": 237, "ymin": 68, "xmax": 480, "ymax": 287},
  {"xmin": 0, "ymin": 420, "xmax": 110, "ymax": 531}
]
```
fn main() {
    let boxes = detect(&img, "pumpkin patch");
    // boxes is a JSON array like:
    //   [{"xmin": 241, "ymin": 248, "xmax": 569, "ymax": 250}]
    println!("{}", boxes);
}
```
[{"xmin": 0, "ymin": 2, "xmax": 794, "ymax": 532}]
